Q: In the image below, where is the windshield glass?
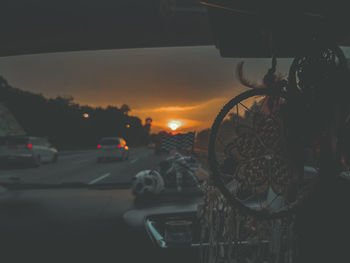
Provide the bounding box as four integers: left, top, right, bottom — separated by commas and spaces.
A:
0, 47, 349, 185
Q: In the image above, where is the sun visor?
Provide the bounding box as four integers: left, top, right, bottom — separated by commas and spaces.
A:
201, 0, 350, 58
0, 0, 213, 57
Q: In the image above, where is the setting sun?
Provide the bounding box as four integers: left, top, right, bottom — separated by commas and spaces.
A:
167, 120, 182, 131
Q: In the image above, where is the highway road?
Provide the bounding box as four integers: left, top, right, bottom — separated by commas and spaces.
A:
0, 147, 163, 185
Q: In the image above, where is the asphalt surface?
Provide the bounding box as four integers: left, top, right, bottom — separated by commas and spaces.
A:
0, 147, 163, 184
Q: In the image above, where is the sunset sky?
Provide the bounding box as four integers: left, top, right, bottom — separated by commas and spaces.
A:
0, 46, 348, 133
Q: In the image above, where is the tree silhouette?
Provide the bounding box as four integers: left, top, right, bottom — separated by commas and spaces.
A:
144, 117, 152, 132
120, 104, 131, 115
0, 76, 151, 150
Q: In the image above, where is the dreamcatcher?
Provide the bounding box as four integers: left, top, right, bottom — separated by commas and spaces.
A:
197, 43, 348, 263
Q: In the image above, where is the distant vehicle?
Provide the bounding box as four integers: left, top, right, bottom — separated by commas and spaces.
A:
97, 137, 129, 162
147, 142, 156, 149
0, 136, 58, 167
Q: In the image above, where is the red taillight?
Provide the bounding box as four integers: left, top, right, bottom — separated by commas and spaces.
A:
117, 144, 121, 148
97, 144, 101, 149
26, 144, 33, 149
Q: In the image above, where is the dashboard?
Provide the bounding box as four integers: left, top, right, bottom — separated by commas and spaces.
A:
0, 186, 201, 263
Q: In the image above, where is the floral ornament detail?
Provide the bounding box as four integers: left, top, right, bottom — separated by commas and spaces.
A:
198, 179, 275, 263
225, 111, 295, 196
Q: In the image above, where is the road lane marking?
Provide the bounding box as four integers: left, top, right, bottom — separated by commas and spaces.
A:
129, 158, 138, 164
88, 172, 111, 185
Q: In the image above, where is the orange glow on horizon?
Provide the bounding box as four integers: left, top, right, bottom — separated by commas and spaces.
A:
130, 98, 228, 133
167, 120, 182, 131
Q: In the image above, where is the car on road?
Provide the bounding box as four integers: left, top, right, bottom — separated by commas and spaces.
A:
97, 137, 129, 162
0, 136, 58, 167
147, 142, 156, 149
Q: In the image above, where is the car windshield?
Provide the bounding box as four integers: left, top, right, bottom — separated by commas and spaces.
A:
0, 45, 230, 185
0, 45, 349, 185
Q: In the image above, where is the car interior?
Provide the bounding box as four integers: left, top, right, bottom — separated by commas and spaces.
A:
1, 1, 350, 263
